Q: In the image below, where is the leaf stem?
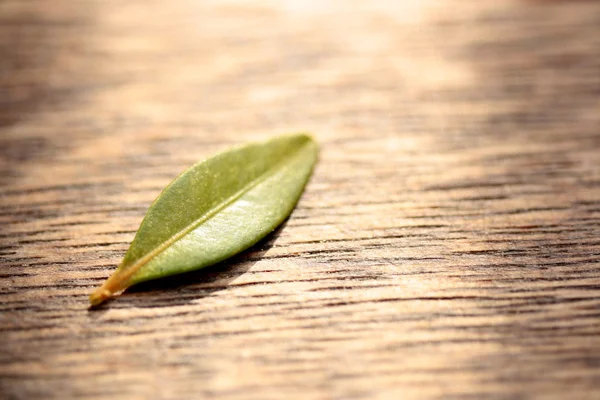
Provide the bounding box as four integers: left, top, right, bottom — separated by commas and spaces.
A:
89, 267, 129, 306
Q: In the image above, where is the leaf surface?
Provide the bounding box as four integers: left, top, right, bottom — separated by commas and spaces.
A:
90, 134, 318, 305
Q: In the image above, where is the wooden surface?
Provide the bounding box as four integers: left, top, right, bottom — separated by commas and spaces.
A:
1, 1, 600, 399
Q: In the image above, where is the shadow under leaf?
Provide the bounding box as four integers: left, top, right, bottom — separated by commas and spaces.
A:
88, 220, 288, 310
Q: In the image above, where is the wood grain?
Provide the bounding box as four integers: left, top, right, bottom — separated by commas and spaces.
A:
1, 1, 599, 399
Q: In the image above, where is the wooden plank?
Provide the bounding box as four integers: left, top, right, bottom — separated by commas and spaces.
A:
1, 1, 599, 399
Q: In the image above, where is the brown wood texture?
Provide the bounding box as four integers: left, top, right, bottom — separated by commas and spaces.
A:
1, 1, 599, 399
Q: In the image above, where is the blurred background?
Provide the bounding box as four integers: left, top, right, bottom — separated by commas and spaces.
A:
2, 0, 598, 174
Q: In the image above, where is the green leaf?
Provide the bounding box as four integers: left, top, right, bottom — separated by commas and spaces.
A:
90, 134, 318, 305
